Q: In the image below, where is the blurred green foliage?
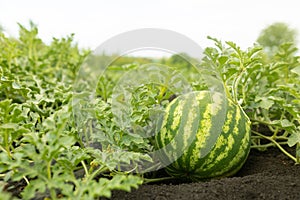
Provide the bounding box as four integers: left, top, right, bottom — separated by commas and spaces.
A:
257, 22, 298, 58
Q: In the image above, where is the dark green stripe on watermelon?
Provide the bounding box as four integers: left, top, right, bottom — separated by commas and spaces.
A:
156, 92, 201, 169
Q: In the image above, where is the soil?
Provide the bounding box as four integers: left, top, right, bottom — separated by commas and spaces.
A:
108, 148, 300, 200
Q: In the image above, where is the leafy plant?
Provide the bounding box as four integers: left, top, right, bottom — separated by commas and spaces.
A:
200, 37, 300, 163
1, 22, 299, 199
0, 23, 143, 199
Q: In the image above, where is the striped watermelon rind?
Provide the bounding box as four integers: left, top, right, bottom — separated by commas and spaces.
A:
155, 90, 251, 180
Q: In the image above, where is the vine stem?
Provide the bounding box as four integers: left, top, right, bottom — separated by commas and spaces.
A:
252, 130, 297, 163
47, 161, 52, 179
81, 161, 89, 176
297, 143, 300, 163
85, 166, 108, 182
222, 81, 233, 102
251, 141, 288, 149
4, 130, 12, 158
143, 176, 175, 184
232, 69, 244, 104
250, 118, 273, 126
23, 176, 30, 185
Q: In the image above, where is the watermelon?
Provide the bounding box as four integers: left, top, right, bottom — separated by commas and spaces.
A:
155, 90, 251, 180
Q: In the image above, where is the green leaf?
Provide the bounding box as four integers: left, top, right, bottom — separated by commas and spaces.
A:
288, 130, 300, 147
0, 123, 18, 130
280, 119, 294, 128
0, 186, 14, 200
255, 96, 274, 109
218, 56, 228, 66
21, 179, 47, 199
291, 66, 300, 76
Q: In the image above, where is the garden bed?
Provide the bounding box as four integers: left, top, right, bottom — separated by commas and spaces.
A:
109, 148, 300, 200
2, 24, 300, 200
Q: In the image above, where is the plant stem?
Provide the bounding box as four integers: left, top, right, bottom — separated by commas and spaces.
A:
143, 176, 175, 184
86, 166, 108, 182
23, 176, 30, 185
251, 141, 288, 149
252, 130, 297, 162
232, 69, 243, 104
297, 143, 300, 164
50, 188, 57, 200
47, 161, 52, 179
81, 160, 89, 176
222, 81, 233, 102
3, 129, 11, 158
250, 118, 273, 126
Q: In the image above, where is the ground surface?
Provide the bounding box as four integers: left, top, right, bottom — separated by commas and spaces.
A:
108, 148, 300, 200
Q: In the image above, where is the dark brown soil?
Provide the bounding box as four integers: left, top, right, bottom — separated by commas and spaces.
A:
109, 148, 300, 200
